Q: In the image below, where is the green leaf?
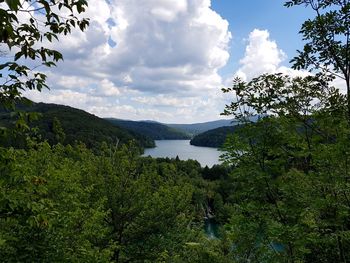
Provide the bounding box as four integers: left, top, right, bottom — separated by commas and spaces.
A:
0, 62, 10, 70
14, 52, 22, 61
6, 0, 21, 11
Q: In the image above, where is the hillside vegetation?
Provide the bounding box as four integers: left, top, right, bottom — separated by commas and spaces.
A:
0, 102, 155, 149
190, 126, 239, 148
106, 118, 191, 140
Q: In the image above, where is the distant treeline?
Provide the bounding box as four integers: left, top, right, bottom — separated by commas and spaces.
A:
106, 119, 191, 140
190, 126, 239, 148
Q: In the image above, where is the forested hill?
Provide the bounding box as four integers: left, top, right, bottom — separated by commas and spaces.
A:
0, 102, 155, 149
106, 118, 191, 140
190, 126, 239, 148
167, 119, 234, 136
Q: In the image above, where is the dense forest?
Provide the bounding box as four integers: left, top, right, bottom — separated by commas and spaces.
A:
0, 102, 155, 149
1, 0, 350, 262
0, 141, 232, 262
190, 126, 239, 148
106, 119, 190, 140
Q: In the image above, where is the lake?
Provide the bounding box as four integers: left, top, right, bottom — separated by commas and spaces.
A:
143, 140, 222, 167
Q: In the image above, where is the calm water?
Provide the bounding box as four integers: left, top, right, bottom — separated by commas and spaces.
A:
143, 140, 222, 167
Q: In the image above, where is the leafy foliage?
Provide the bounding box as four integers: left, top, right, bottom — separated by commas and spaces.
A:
219, 73, 350, 262
284, 0, 350, 119
0, 140, 219, 262
0, 142, 112, 262
0, 0, 89, 109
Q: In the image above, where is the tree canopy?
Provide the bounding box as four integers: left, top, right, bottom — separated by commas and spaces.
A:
285, 0, 350, 119
0, 0, 89, 109
215, 1, 350, 261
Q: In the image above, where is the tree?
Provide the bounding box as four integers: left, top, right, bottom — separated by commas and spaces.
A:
98, 143, 198, 262
285, 0, 350, 120
52, 117, 65, 144
217, 2, 350, 261
0, 0, 89, 109
221, 74, 350, 262
0, 142, 113, 262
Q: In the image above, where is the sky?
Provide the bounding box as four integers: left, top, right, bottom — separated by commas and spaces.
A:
22, 0, 316, 123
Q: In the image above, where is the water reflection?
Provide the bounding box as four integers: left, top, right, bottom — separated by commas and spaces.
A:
143, 140, 222, 167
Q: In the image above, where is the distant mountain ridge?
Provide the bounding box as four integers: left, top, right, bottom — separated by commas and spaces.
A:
105, 118, 255, 140
166, 115, 262, 136
166, 119, 235, 136
106, 118, 191, 140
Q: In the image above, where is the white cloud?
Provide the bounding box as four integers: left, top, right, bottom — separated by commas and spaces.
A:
56, 75, 91, 90
235, 29, 287, 81
232, 29, 310, 84
103, 0, 231, 94
23, 0, 232, 122
98, 79, 121, 97
212, 28, 315, 119
89, 104, 174, 121
331, 75, 347, 93
25, 90, 104, 109
21, 4, 346, 123
150, 0, 188, 22
41, 0, 231, 95
131, 95, 212, 108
